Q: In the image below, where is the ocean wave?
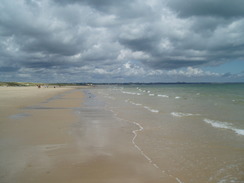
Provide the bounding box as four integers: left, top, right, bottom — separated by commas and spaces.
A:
233, 129, 244, 136
171, 112, 199, 117
144, 106, 159, 113
232, 99, 244, 104
130, 101, 142, 106
209, 162, 244, 183
149, 94, 155, 96
122, 91, 141, 95
137, 88, 143, 92
175, 96, 181, 99
157, 94, 169, 98
203, 118, 244, 136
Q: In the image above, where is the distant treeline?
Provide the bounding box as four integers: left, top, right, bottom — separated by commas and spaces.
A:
0, 82, 39, 86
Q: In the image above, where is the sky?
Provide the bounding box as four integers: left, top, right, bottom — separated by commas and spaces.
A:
0, 0, 244, 83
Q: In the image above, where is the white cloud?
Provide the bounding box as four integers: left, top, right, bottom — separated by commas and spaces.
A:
118, 49, 150, 61
93, 68, 110, 74
167, 67, 220, 77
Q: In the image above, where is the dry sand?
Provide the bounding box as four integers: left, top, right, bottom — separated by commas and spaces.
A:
0, 86, 170, 183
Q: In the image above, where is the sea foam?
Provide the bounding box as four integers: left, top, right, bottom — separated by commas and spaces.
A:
171, 112, 199, 117
203, 118, 244, 136
130, 101, 142, 106
157, 94, 169, 98
144, 106, 159, 113
122, 91, 141, 95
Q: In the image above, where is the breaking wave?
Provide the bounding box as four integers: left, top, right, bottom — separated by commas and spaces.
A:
171, 112, 199, 117
203, 118, 244, 136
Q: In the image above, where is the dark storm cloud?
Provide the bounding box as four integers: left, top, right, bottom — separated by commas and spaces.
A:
119, 37, 158, 52
146, 60, 207, 70
0, 0, 244, 82
52, 0, 150, 19
21, 35, 83, 56
0, 66, 19, 72
166, 0, 244, 18
54, 0, 128, 9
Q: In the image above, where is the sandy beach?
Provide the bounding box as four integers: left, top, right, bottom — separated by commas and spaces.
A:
0, 86, 167, 183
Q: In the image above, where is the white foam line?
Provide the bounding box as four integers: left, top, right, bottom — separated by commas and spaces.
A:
132, 122, 185, 183
107, 106, 185, 183
157, 94, 169, 98
203, 118, 244, 136
144, 106, 159, 113
153, 163, 159, 169
176, 177, 185, 183
171, 112, 200, 118
122, 91, 141, 95
166, 173, 185, 183
130, 101, 142, 106
132, 122, 152, 163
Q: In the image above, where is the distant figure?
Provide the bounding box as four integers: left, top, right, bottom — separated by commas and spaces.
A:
37, 85, 41, 88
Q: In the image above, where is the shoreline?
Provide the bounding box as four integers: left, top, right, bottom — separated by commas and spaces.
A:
0, 86, 168, 183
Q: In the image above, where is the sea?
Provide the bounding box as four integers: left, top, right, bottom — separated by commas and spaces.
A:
90, 83, 244, 183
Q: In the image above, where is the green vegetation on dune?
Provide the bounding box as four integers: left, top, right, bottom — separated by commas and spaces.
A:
0, 82, 41, 87
0, 82, 84, 87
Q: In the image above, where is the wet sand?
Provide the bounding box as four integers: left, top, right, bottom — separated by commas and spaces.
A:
0, 87, 169, 183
